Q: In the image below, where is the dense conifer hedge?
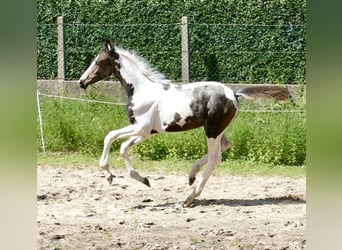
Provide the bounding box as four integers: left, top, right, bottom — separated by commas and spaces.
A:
37, 0, 306, 84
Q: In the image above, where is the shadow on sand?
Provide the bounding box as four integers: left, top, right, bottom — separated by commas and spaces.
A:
133, 194, 305, 209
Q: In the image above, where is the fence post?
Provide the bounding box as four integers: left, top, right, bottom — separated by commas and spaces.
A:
181, 16, 190, 83
57, 16, 65, 87
37, 89, 46, 155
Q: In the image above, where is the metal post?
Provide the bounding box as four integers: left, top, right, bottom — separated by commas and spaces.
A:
181, 16, 190, 83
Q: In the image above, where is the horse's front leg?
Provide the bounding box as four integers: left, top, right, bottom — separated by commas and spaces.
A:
188, 134, 231, 186
120, 135, 152, 187
99, 125, 141, 184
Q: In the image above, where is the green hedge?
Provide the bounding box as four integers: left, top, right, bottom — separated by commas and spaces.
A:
37, 0, 306, 84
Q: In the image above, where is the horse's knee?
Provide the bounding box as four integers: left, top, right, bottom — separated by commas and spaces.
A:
104, 131, 115, 146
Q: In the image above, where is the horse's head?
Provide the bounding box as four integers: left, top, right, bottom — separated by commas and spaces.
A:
79, 39, 119, 89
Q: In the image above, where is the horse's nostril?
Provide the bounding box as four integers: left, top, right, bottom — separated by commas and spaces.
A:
80, 81, 85, 89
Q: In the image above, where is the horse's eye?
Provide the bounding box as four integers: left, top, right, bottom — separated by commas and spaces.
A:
95, 60, 101, 66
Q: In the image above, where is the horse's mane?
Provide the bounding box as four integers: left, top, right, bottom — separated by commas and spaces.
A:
115, 47, 172, 85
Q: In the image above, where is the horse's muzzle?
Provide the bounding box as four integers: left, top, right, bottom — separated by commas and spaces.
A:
79, 80, 87, 89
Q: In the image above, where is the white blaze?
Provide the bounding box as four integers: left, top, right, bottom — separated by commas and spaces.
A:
79, 55, 99, 82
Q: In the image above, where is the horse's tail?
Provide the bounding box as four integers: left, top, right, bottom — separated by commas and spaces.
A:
235, 85, 290, 101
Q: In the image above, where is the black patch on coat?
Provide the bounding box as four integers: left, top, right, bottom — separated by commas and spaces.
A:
191, 85, 237, 138
165, 113, 183, 132
174, 113, 181, 122
164, 109, 202, 132
115, 69, 136, 124
165, 114, 202, 132
125, 83, 136, 124
162, 84, 170, 90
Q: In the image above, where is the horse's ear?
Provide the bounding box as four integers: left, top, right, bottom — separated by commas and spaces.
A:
102, 39, 113, 52
102, 39, 119, 59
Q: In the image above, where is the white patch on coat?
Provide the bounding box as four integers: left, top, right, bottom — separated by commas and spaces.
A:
223, 85, 238, 107
158, 87, 193, 129
182, 81, 238, 108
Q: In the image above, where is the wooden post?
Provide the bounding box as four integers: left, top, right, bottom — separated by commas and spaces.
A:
181, 16, 190, 83
57, 16, 65, 84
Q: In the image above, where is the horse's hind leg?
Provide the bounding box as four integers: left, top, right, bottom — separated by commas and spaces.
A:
184, 134, 223, 207
120, 135, 153, 187
188, 134, 231, 186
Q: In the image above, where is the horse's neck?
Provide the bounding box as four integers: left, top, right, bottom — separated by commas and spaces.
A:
117, 57, 161, 97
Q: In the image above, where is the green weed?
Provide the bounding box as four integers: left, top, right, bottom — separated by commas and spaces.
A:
37, 96, 306, 166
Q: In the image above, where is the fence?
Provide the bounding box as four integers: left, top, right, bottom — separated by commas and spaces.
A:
37, 16, 306, 85
37, 16, 306, 160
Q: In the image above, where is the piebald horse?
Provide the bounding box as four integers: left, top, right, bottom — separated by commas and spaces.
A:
79, 40, 289, 207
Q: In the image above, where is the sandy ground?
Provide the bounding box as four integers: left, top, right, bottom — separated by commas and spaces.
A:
37, 165, 306, 250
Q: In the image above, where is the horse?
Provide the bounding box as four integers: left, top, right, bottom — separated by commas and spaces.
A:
79, 39, 289, 207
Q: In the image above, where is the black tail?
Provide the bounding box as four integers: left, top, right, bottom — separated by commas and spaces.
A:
236, 85, 289, 101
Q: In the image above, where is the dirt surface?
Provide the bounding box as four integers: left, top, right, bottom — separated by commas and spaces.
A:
37, 165, 306, 250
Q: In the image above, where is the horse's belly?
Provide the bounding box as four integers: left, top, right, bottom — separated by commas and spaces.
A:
163, 114, 202, 132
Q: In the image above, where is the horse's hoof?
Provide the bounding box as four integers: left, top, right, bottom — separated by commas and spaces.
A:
183, 196, 195, 208
143, 177, 151, 187
107, 174, 114, 185
183, 200, 194, 208
189, 176, 195, 186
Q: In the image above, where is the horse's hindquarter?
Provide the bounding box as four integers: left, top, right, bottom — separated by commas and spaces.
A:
191, 83, 238, 138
